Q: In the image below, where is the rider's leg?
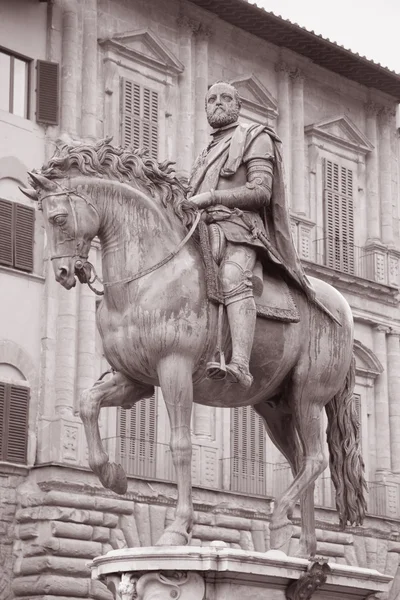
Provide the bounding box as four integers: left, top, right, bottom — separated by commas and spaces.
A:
220, 243, 257, 388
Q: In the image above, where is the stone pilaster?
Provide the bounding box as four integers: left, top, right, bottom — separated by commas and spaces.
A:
388, 330, 400, 473
177, 15, 198, 180
275, 62, 291, 202
81, 0, 98, 141
379, 107, 395, 245
290, 68, 306, 215
373, 325, 391, 473
365, 101, 381, 243
60, 0, 79, 136
194, 25, 211, 156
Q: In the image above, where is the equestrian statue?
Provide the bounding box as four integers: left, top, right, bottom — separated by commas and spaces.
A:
21, 81, 366, 559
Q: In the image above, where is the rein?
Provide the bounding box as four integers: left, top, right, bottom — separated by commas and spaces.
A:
43, 186, 201, 296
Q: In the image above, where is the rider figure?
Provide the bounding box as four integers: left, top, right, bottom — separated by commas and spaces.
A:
189, 81, 314, 389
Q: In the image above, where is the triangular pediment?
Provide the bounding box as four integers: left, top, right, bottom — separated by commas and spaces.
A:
230, 74, 278, 120
99, 29, 184, 76
305, 115, 373, 154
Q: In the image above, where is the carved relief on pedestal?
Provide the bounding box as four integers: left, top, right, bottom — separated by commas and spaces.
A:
62, 424, 79, 462
108, 571, 205, 600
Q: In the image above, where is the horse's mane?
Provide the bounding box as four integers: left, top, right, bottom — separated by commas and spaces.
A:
39, 138, 196, 225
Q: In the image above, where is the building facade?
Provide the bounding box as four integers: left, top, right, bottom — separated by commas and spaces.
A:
2, 0, 400, 598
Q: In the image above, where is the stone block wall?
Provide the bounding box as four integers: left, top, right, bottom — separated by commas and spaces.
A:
0, 471, 27, 600
5, 468, 400, 600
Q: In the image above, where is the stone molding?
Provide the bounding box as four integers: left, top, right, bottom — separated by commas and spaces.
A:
353, 339, 384, 378
305, 115, 374, 156
229, 73, 278, 122
302, 260, 400, 306
99, 29, 184, 76
177, 14, 201, 34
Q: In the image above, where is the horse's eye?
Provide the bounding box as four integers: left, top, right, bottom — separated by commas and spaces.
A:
53, 214, 67, 226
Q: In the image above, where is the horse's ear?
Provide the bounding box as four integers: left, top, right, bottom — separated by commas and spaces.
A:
28, 172, 57, 192
19, 186, 39, 201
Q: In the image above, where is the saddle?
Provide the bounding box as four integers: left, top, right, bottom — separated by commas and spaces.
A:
198, 220, 300, 324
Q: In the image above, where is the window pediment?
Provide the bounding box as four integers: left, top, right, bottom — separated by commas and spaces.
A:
305, 115, 373, 155
99, 29, 184, 76
230, 74, 278, 121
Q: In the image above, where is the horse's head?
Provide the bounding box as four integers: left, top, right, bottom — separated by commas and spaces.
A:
21, 172, 100, 290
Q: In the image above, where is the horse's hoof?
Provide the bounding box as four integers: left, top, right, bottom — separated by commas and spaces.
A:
269, 519, 293, 554
156, 528, 191, 547
99, 462, 127, 495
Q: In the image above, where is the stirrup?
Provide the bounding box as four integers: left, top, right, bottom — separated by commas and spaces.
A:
206, 351, 227, 381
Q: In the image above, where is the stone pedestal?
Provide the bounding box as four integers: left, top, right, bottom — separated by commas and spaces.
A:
91, 546, 391, 600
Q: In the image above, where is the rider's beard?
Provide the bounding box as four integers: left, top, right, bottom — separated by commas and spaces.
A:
207, 104, 240, 129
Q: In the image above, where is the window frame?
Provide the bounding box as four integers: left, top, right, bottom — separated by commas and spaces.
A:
0, 46, 31, 119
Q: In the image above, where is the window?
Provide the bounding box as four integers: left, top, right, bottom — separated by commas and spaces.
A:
323, 158, 355, 274
117, 395, 157, 478
0, 48, 29, 118
0, 382, 29, 464
0, 199, 35, 272
230, 406, 266, 495
120, 78, 159, 159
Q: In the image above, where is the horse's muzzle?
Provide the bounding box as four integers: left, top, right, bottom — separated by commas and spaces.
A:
55, 265, 77, 289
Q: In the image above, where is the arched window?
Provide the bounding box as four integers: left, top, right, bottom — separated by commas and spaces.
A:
0, 364, 30, 465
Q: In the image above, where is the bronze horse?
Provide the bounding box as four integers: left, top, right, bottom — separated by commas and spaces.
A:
22, 139, 366, 557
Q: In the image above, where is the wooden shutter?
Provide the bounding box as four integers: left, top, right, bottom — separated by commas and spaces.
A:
14, 203, 34, 271
117, 394, 157, 477
231, 406, 266, 495
0, 383, 29, 464
121, 78, 159, 159
0, 383, 5, 460
36, 60, 59, 125
0, 199, 14, 267
324, 159, 354, 274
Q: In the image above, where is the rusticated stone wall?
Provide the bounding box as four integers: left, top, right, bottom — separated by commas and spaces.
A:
0, 472, 27, 600
7, 467, 400, 600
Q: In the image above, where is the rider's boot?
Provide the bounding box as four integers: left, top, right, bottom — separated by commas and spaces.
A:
225, 297, 256, 389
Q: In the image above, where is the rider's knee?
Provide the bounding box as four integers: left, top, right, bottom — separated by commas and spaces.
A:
220, 260, 253, 304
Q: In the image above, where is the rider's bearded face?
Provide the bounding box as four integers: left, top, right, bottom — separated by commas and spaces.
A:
206, 83, 240, 129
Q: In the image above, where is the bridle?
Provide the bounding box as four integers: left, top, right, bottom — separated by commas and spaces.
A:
41, 185, 200, 297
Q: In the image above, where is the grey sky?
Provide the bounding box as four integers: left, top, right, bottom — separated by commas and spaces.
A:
254, 0, 400, 74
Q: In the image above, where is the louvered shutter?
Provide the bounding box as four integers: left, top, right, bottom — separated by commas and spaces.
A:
0, 383, 29, 464
121, 78, 159, 159
231, 406, 266, 495
6, 385, 29, 463
0, 383, 5, 460
117, 394, 157, 477
14, 204, 34, 271
36, 60, 59, 125
0, 199, 14, 267
324, 159, 354, 274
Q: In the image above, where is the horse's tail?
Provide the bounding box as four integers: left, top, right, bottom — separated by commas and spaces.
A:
325, 354, 367, 528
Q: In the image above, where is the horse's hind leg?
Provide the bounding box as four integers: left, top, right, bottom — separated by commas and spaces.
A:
80, 371, 154, 495
269, 385, 327, 557
254, 400, 301, 553
156, 354, 194, 546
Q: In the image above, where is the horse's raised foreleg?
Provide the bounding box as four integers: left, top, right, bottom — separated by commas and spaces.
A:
156, 355, 194, 546
80, 371, 154, 495
270, 394, 327, 557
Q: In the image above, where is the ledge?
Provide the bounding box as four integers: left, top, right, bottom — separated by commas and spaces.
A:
0, 264, 45, 283
91, 546, 392, 598
0, 461, 29, 476
303, 260, 400, 306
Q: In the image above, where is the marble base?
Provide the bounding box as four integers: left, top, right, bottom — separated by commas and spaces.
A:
90, 545, 391, 600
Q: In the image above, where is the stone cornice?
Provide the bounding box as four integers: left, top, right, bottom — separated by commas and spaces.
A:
302, 260, 400, 306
